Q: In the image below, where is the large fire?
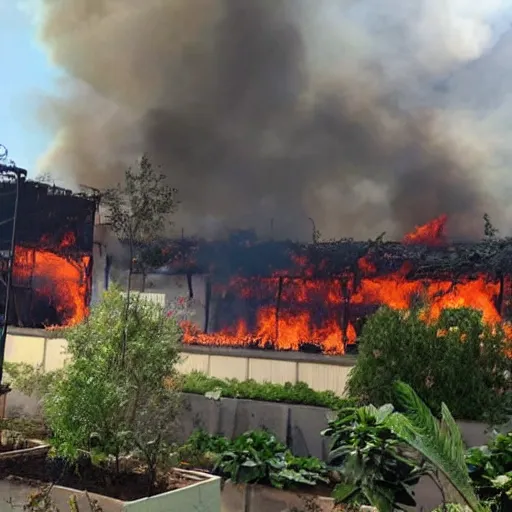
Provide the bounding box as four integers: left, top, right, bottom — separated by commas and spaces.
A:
182, 215, 506, 354
12, 233, 90, 327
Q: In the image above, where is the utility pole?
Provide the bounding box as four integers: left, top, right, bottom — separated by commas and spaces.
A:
0, 146, 26, 393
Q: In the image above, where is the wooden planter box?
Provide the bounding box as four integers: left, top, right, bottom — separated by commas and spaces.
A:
0, 468, 220, 512
220, 481, 377, 512
0, 437, 50, 460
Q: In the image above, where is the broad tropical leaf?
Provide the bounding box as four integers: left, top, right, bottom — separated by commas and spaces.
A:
386, 381, 483, 512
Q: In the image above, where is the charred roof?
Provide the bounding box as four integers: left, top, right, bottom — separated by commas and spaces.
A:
121, 235, 512, 280
0, 178, 97, 253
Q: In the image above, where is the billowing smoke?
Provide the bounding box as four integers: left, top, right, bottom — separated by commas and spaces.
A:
33, 0, 512, 240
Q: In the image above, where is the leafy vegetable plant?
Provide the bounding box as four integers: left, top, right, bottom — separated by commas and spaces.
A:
322, 403, 425, 511
178, 429, 231, 470
466, 431, 512, 510
183, 371, 357, 410
182, 429, 329, 490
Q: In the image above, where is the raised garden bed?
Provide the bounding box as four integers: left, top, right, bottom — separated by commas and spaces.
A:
0, 445, 220, 512
179, 393, 493, 459
221, 480, 339, 512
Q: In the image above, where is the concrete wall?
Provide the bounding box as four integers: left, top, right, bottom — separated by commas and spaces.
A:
178, 347, 355, 395
179, 394, 492, 459
180, 393, 492, 512
4, 328, 356, 397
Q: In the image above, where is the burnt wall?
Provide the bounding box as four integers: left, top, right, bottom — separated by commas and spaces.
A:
0, 181, 96, 252
0, 180, 96, 328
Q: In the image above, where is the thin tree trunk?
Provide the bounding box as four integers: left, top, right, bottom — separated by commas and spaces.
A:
121, 239, 133, 365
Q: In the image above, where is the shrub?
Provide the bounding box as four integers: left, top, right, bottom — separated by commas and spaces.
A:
182, 371, 356, 410
4, 362, 63, 401
346, 307, 512, 421
0, 418, 49, 440
43, 287, 183, 485
322, 403, 425, 509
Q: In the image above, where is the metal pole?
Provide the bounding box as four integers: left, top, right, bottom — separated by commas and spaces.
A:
0, 171, 20, 384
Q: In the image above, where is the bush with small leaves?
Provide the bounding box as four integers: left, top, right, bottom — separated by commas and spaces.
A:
346, 307, 512, 421
44, 286, 183, 486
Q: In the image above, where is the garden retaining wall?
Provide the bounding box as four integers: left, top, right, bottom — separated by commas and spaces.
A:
180, 393, 494, 512
0, 390, 495, 512
4, 328, 356, 396
179, 393, 492, 459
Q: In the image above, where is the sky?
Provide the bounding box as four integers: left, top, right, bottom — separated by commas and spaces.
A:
1, 1, 512, 179
0, 1, 60, 175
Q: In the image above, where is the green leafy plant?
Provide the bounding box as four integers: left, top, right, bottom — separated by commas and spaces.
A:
277, 452, 331, 489
4, 362, 63, 400
186, 429, 329, 489
182, 371, 357, 410
0, 417, 49, 440
387, 381, 483, 512
322, 403, 425, 511
214, 430, 286, 484
182, 429, 231, 455
177, 430, 229, 471
466, 431, 512, 510
347, 307, 512, 421
129, 387, 182, 490
43, 287, 183, 488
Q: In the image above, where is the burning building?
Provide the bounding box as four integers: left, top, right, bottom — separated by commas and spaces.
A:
0, 171, 96, 329
98, 215, 512, 356
1, 168, 508, 351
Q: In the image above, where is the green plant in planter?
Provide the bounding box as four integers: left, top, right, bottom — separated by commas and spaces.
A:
182, 429, 231, 455
0, 417, 49, 440
346, 307, 512, 422
43, 287, 183, 487
322, 403, 425, 511
213, 430, 329, 489
466, 431, 512, 510
177, 430, 230, 470
182, 371, 357, 410
278, 452, 330, 489
388, 382, 483, 512
177, 429, 231, 471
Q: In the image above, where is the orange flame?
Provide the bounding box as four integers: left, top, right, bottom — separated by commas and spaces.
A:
403, 214, 447, 245
13, 233, 90, 327
182, 216, 508, 355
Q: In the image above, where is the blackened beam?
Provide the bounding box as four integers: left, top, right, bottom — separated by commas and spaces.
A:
275, 277, 284, 342
186, 272, 194, 299
203, 276, 212, 334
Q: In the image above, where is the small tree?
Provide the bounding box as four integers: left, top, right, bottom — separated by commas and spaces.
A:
102, 154, 179, 360
44, 286, 183, 486
483, 213, 499, 239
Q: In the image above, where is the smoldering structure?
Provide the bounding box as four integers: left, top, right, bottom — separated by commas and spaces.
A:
0, 169, 96, 328
34, 0, 510, 241
101, 216, 512, 355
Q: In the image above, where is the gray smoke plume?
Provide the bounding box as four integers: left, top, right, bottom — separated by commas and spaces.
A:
33, 0, 512, 240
